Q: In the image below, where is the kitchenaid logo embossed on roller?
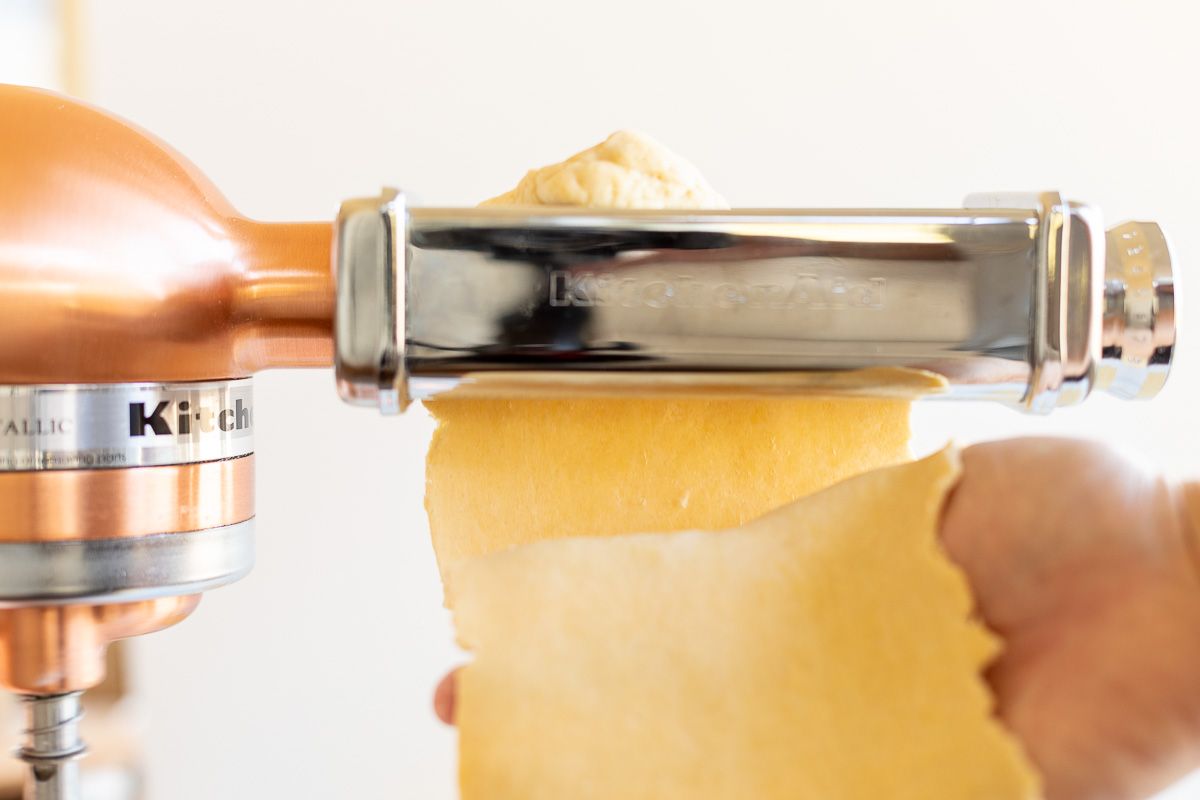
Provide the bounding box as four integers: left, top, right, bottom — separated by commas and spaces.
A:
129, 398, 253, 437
548, 271, 886, 310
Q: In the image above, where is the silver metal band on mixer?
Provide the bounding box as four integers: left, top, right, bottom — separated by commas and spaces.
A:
333, 190, 1176, 415
0, 379, 254, 471
0, 521, 256, 607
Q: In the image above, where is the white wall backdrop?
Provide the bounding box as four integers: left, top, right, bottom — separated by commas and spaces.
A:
60, 1, 1200, 797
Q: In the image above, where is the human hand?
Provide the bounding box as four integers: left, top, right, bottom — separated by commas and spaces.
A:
940, 438, 1200, 800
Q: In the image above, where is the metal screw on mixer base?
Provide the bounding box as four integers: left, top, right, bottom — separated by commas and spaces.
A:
17, 693, 86, 800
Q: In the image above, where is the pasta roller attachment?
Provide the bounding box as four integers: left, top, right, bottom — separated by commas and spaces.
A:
334, 190, 1175, 413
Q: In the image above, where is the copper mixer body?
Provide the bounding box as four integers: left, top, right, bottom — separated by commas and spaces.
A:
0, 458, 255, 544
0, 457, 254, 694
0, 85, 334, 786
0, 598, 200, 696
0, 85, 335, 386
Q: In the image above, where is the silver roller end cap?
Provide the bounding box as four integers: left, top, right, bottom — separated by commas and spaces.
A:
334, 189, 408, 414
1098, 221, 1176, 400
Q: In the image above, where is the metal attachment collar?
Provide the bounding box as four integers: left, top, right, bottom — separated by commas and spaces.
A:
334, 188, 407, 414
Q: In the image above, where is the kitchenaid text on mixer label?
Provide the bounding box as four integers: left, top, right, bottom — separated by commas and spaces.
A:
129, 398, 253, 437
0, 380, 254, 471
547, 271, 886, 310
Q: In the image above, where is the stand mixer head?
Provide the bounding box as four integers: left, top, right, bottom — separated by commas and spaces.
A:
0, 83, 1177, 798
0, 85, 332, 798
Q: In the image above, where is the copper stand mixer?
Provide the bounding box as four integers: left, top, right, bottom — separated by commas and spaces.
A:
0, 84, 1175, 799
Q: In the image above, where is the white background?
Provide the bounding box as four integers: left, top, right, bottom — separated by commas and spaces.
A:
7, 0, 1200, 797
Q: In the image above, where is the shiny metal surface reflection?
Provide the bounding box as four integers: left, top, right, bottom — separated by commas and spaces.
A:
337, 191, 1176, 413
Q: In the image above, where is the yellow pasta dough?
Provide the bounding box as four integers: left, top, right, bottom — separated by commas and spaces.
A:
480, 130, 728, 210
447, 449, 1040, 800
426, 394, 915, 572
